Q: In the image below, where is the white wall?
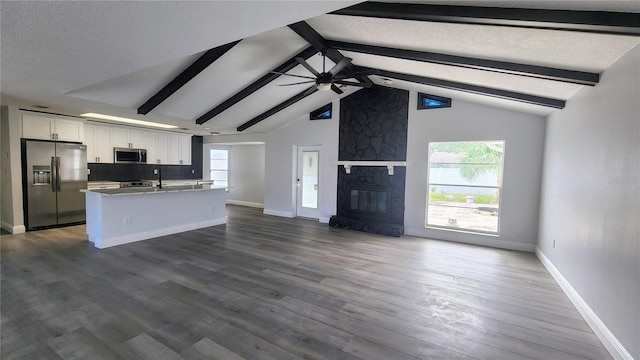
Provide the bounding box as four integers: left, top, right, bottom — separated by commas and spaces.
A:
0, 105, 25, 233
405, 93, 546, 252
538, 44, 639, 359
264, 100, 339, 221
227, 144, 265, 208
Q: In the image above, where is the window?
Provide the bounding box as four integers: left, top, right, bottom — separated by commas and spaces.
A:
209, 148, 228, 187
418, 93, 451, 110
310, 103, 332, 120
426, 141, 504, 234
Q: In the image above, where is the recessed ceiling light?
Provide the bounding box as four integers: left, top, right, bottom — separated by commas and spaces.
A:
81, 113, 178, 129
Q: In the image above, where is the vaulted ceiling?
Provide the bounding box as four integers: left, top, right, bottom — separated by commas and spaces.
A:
2, 1, 639, 136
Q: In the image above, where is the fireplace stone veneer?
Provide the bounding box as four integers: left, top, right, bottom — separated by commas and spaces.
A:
330, 86, 409, 237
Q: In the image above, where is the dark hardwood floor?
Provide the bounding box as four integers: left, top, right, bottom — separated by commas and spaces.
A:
1, 205, 611, 359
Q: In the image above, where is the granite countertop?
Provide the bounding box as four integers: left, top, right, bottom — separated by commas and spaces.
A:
81, 184, 226, 196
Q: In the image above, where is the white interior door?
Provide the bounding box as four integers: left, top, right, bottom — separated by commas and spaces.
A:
296, 146, 320, 219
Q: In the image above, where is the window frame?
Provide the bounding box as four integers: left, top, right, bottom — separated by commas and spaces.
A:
417, 93, 452, 110
310, 103, 332, 120
209, 147, 229, 188
425, 140, 505, 235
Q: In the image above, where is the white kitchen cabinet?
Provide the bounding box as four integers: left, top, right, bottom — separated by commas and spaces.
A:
178, 134, 192, 165
166, 134, 191, 165
111, 127, 146, 149
144, 131, 159, 165
84, 124, 113, 163
156, 133, 169, 164
129, 129, 146, 149
167, 134, 181, 165
22, 113, 84, 142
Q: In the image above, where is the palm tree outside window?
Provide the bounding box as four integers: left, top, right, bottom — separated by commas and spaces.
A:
426, 141, 505, 234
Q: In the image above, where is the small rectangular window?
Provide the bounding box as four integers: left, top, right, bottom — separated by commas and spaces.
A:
310, 103, 332, 120
210, 148, 228, 187
418, 93, 451, 110
426, 141, 504, 234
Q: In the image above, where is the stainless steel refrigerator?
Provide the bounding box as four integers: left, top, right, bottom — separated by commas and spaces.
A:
22, 139, 88, 230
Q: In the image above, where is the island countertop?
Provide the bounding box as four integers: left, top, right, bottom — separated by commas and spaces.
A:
81, 184, 226, 196
83, 184, 227, 249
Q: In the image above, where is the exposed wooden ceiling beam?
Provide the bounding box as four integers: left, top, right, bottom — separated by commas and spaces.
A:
327, 40, 600, 86
138, 40, 241, 115
331, 3, 640, 36
237, 87, 317, 132
195, 46, 317, 125
232, 21, 374, 132
288, 21, 371, 84
373, 68, 566, 109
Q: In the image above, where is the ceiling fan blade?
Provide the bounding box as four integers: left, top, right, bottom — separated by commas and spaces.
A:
329, 57, 352, 76
296, 57, 320, 77
277, 80, 315, 86
334, 69, 381, 80
331, 84, 344, 95
270, 71, 316, 80
333, 80, 373, 88
303, 85, 318, 96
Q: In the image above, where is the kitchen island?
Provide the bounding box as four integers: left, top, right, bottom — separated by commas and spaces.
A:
82, 185, 226, 249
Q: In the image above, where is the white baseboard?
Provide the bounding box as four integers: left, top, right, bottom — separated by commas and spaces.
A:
226, 200, 264, 209
263, 209, 294, 218
405, 227, 535, 252
94, 217, 226, 249
536, 248, 632, 360
319, 216, 330, 224
1, 221, 25, 234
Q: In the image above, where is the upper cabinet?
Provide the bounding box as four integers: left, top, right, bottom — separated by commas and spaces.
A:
167, 134, 192, 165
22, 113, 84, 142
103, 125, 190, 165
111, 127, 146, 149
84, 124, 113, 163
144, 131, 160, 165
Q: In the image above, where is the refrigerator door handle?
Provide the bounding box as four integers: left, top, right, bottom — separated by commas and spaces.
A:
56, 156, 61, 192
50, 156, 56, 192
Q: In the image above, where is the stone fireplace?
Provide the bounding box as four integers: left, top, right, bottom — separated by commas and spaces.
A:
329, 86, 409, 237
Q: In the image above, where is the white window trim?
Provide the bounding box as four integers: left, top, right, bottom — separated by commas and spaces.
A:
425, 140, 505, 236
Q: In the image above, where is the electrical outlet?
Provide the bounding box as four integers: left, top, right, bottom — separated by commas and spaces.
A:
153, 169, 158, 175
123, 216, 131, 225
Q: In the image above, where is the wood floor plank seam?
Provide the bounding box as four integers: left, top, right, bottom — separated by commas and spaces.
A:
0, 205, 612, 360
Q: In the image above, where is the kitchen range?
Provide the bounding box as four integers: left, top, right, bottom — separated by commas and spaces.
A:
115, 180, 154, 188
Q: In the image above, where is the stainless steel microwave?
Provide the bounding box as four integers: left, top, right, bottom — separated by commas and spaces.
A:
114, 147, 147, 164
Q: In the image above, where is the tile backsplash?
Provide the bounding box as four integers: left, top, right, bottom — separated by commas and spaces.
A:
88, 135, 203, 181
88, 163, 201, 181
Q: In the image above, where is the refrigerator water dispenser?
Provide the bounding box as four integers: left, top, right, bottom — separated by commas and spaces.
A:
32, 165, 51, 185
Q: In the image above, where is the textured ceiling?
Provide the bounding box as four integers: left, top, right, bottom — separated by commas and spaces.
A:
308, 14, 640, 72
1, 1, 638, 136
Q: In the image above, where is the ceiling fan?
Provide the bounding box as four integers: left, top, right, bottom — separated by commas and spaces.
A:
272, 50, 376, 95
